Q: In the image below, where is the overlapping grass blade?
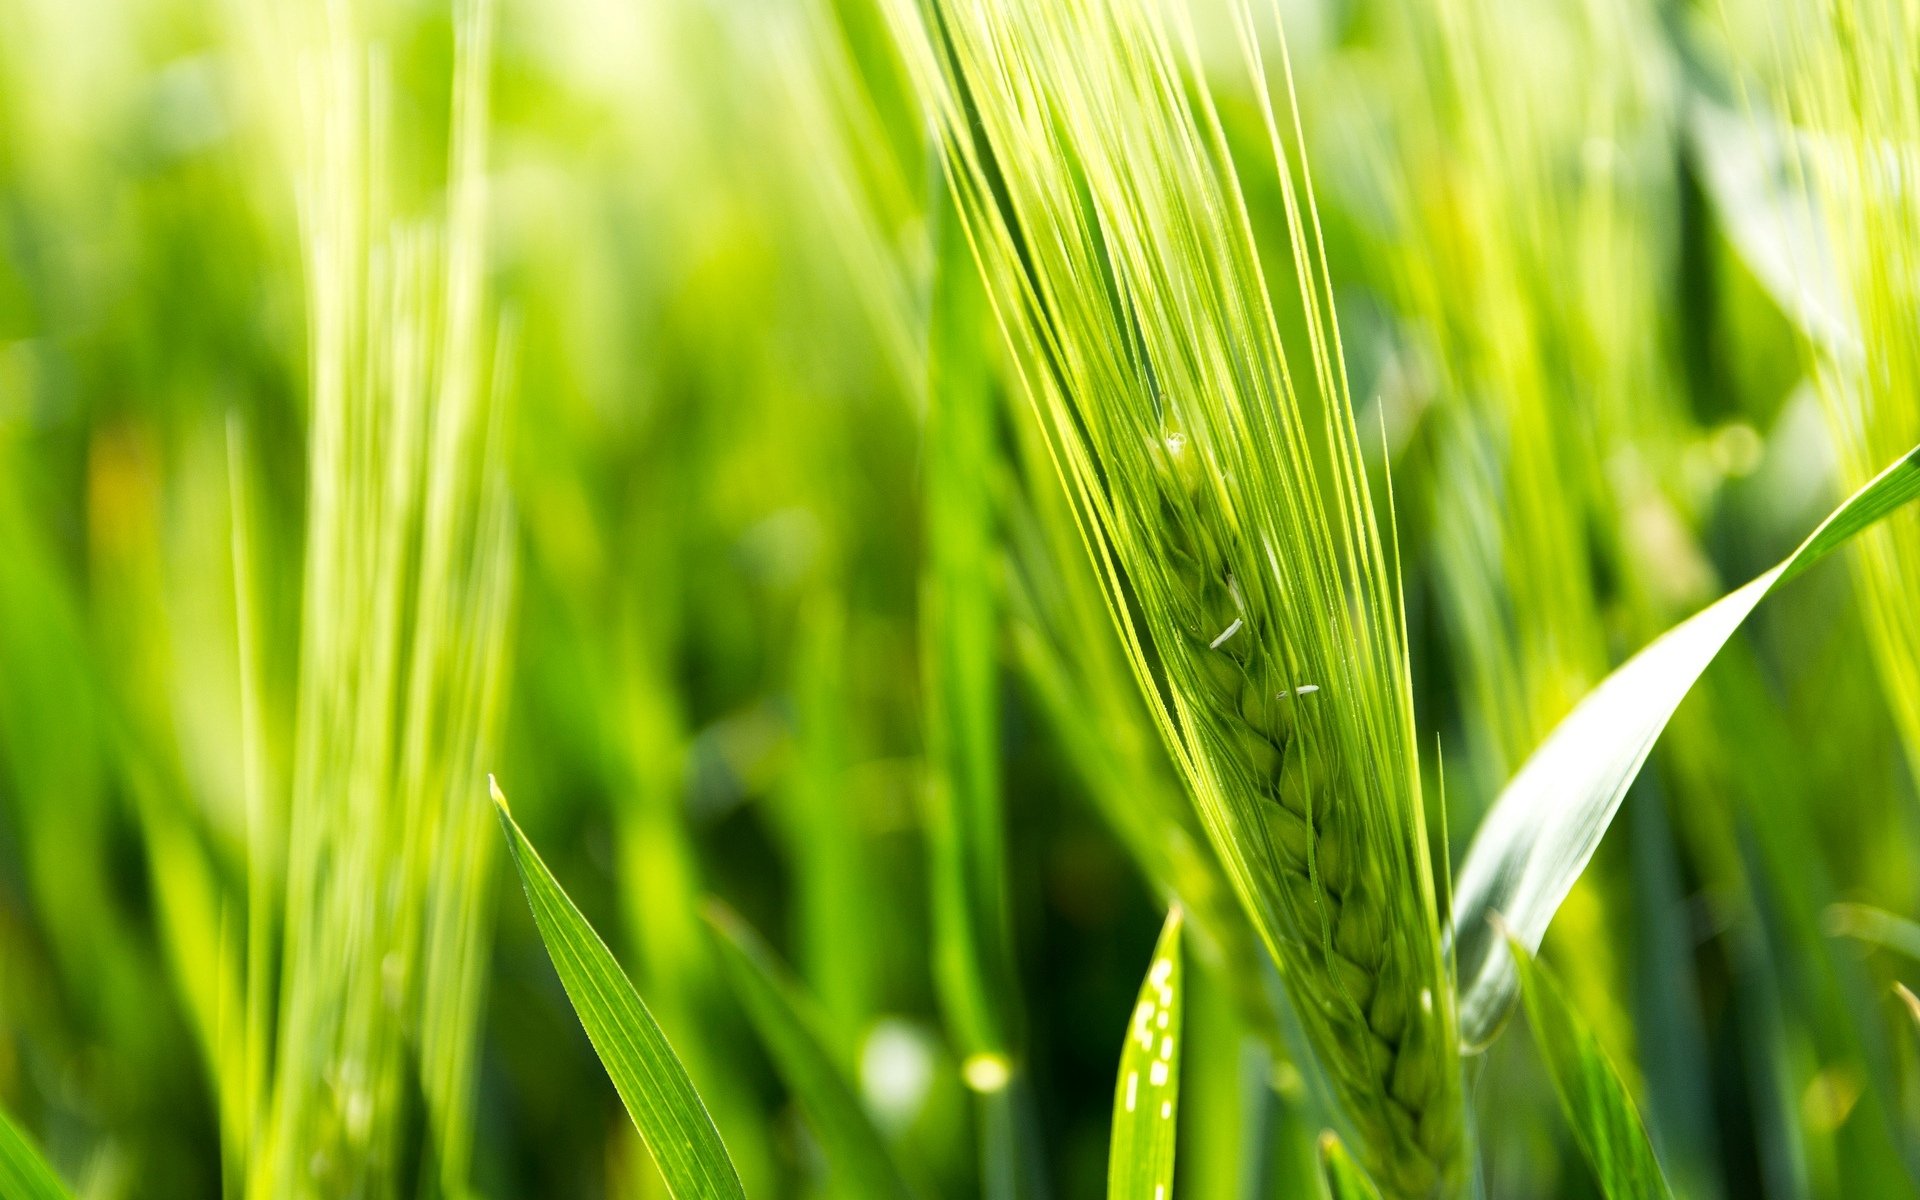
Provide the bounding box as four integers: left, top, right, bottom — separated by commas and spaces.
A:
492, 780, 747, 1200
1772, 0, 1920, 792
1362, 0, 1684, 796
1317, 1132, 1384, 1200
1107, 908, 1183, 1200
0, 1109, 72, 1200
704, 903, 922, 1200
921, 180, 1018, 1074
1507, 936, 1673, 1200
921, 177, 1047, 1200
1454, 443, 1920, 1047
1700, 1, 1920, 795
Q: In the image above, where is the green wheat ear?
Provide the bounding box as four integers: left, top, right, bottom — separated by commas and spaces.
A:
882, 0, 1461, 1190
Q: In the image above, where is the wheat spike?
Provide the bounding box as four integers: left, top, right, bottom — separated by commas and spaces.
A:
882, 0, 1463, 1189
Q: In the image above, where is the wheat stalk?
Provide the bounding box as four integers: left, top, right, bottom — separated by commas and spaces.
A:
882, 0, 1463, 1190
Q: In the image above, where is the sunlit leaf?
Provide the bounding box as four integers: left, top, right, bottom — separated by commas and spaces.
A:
1509, 936, 1674, 1200
492, 779, 746, 1200
1108, 907, 1182, 1200
1454, 443, 1920, 1047
704, 903, 922, 1200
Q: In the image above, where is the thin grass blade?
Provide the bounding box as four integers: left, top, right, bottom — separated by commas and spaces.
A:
491, 779, 746, 1200
0, 1109, 72, 1200
1508, 935, 1674, 1200
703, 903, 922, 1200
1453, 444, 1920, 1047
1108, 907, 1183, 1200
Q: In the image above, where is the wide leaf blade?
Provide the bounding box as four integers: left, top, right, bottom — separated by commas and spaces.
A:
492, 779, 746, 1200
0, 1108, 73, 1200
703, 903, 922, 1200
1108, 907, 1183, 1200
1453, 444, 1920, 1047
1509, 937, 1674, 1200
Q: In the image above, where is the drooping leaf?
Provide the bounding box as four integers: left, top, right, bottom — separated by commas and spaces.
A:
492, 779, 746, 1200
0, 1108, 73, 1200
703, 903, 922, 1200
1453, 443, 1920, 1047
1317, 1131, 1384, 1200
1107, 907, 1183, 1200
1508, 936, 1674, 1200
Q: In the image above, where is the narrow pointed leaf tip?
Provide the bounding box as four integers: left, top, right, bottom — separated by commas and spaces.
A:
1108, 907, 1183, 1200
704, 903, 921, 1200
0, 1108, 74, 1200
1453, 445, 1920, 1048
493, 784, 746, 1199
1896, 983, 1920, 1035
1318, 1132, 1384, 1200
1507, 936, 1674, 1200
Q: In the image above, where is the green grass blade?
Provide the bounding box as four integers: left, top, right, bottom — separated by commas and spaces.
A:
1454, 443, 1920, 1047
1316, 1132, 1383, 1200
1507, 936, 1674, 1200
921, 169, 1018, 1070
491, 779, 746, 1200
703, 903, 922, 1200
0, 1108, 73, 1200
1108, 907, 1183, 1200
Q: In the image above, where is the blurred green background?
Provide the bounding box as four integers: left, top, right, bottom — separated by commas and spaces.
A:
1, 0, 1918, 1195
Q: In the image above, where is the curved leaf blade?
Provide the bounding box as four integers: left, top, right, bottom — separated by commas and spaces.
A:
1317, 1131, 1384, 1200
492, 779, 746, 1200
1454, 444, 1920, 1047
1509, 936, 1674, 1200
1108, 907, 1182, 1200
703, 903, 922, 1200
0, 1108, 73, 1200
